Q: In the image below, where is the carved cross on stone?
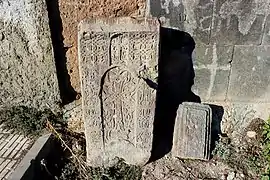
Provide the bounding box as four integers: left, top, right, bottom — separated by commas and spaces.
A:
78, 17, 160, 167
172, 102, 212, 160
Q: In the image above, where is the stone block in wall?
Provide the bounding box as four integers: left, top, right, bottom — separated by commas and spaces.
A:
192, 45, 233, 101
149, 0, 214, 45
78, 17, 159, 167
210, 0, 269, 45
228, 46, 270, 102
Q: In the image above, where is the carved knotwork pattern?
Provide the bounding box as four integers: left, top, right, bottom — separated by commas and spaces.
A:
80, 27, 159, 164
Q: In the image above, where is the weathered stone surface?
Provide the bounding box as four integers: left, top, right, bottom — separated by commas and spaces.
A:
63, 100, 84, 133
78, 17, 159, 167
192, 45, 232, 101
192, 69, 211, 98
262, 14, 270, 44
150, 0, 213, 44
172, 102, 212, 160
211, 70, 230, 100
211, 0, 270, 45
228, 46, 270, 102
0, 0, 60, 111
193, 45, 233, 66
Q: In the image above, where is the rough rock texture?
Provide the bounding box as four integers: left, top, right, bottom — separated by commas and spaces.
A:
149, 0, 214, 45
58, 0, 146, 93
63, 100, 84, 133
0, 0, 60, 111
142, 155, 240, 180
210, 0, 269, 45
172, 102, 212, 160
78, 17, 159, 167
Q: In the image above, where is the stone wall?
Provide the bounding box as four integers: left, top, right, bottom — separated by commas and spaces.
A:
149, 0, 270, 102
148, 0, 270, 136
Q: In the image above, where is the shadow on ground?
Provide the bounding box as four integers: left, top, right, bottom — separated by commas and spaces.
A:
46, 0, 78, 105
208, 104, 224, 156
149, 27, 224, 162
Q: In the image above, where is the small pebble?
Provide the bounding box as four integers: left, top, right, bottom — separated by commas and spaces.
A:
227, 172, 235, 180
220, 175, 226, 180
246, 131, 256, 138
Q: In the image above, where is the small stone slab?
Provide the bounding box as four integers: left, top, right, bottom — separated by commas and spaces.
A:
78, 17, 160, 167
9, 133, 52, 180
172, 102, 212, 160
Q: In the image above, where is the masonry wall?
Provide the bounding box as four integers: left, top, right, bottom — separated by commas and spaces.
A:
148, 0, 270, 134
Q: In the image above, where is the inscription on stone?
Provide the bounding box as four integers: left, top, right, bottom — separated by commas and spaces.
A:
78, 17, 160, 167
172, 102, 212, 160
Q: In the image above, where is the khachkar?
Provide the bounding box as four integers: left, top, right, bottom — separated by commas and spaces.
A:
78, 17, 160, 167
172, 102, 212, 160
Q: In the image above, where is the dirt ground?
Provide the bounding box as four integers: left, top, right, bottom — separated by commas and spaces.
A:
141, 118, 266, 180
58, 0, 146, 93
57, 117, 265, 180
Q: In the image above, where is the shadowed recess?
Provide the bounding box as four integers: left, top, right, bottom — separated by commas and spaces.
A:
149, 28, 201, 162
46, 0, 78, 105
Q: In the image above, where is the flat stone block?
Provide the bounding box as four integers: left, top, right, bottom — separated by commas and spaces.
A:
210, 0, 269, 45
0, 0, 60, 111
211, 70, 230, 101
192, 69, 211, 98
193, 45, 233, 66
193, 69, 230, 101
228, 46, 270, 102
192, 45, 232, 101
78, 17, 160, 167
172, 102, 212, 160
150, 0, 214, 44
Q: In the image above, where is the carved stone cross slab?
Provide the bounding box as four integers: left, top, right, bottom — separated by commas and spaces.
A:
78, 17, 160, 167
172, 102, 212, 160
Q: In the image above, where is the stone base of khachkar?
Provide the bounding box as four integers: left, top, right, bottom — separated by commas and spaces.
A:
172, 102, 212, 160
78, 17, 160, 167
